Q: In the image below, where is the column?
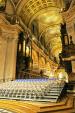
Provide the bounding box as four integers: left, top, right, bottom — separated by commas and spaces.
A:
0, 37, 7, 82
0, 15, 21, 82
4, 33, 18, 82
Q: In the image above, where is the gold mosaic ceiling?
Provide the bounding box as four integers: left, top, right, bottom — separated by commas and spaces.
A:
12, 0, 64, 59
17, 0, 63, 26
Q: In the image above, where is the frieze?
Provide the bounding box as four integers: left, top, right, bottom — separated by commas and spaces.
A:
0, 30, 18, 39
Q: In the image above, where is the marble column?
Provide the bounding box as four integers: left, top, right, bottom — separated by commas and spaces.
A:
10, 38, 18, 80
4, 33, 19, 82
0, 15, 22, 82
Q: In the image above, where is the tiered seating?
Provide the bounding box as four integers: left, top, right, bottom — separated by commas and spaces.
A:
0, 79, 65, 102
0, 96, 74, 113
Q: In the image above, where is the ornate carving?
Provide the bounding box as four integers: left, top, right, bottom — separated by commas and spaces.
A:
63, 5, 75, 23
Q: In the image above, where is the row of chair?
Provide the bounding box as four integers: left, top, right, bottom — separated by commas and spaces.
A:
0, 79, 65, 102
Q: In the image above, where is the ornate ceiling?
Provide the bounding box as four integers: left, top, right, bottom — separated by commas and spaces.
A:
16, 0, 62, 26
6, 0, 66, 62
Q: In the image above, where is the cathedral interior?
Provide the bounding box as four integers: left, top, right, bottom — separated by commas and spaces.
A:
0, 0, 75, 113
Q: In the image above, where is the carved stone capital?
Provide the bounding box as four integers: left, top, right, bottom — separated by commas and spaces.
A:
0, 24, 21, 42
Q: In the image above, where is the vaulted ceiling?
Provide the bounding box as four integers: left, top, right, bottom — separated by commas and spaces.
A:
5, 0, 72, 62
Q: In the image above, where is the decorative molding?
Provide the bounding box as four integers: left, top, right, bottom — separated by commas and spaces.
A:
63, 5, 75, 23
32, 41, 58, 68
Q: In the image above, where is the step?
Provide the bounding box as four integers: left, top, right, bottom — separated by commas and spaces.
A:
50, 97, 75, 113
49, 86, 64, 89
0, 100, 36, 113
0, 96, 58, 102
38, 96, 73, 113
48, 89, 62, 92
43, 95, 59, 99
67, 89, 75, 93
48, 90, 61, 93
44, 92, 60, 96
0, 97, 67, 113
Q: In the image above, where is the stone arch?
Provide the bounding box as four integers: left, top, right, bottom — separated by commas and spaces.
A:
32, 49, 38, 69
39, 57, 45, 70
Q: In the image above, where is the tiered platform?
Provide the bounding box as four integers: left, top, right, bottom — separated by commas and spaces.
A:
0, 79, 75, 113
0, 79, 65, 102
0, 95, 74, 113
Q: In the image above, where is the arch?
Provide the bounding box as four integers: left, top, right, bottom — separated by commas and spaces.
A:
6, 0, 16, 13
39, 57, 45, 70
32, 49, 38, 69
16, 0, 27, 14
